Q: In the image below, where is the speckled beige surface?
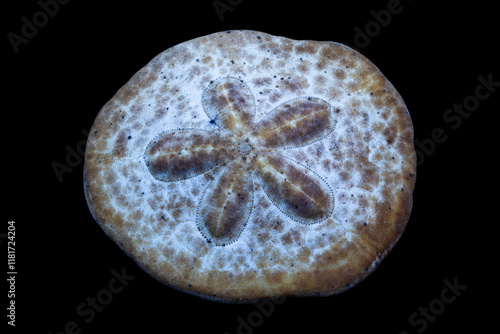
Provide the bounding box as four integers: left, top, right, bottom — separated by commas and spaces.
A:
84, 30, 416, 302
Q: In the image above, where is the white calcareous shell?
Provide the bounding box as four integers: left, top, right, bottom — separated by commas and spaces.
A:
84, 30, 416, 303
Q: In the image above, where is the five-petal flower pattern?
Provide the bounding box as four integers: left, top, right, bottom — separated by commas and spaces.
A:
145, 77, 337, 246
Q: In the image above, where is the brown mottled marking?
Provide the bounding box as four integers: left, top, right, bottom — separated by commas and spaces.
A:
281, 229, 301, 246
334, 69, 346, 80
282, 77, 307, 93
144, 129, 231, 182
252, 77, 272, 87
383, 127, 396, 144
202, 56, 212, 64
314, 74, 326, 85
319, 44, 341, 61
297, 63, 309, 73
112, 130, 130, 157
294, 42, 318, 55
254, 97, 335, 148
297, 246, 311, 263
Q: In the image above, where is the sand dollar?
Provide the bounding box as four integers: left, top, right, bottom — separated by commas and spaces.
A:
84, 30, 416, 302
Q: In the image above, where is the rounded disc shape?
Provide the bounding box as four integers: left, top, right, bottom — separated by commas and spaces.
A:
84, 30, 416, 303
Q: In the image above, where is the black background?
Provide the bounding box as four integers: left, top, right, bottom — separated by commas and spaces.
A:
4, 0, 498, 333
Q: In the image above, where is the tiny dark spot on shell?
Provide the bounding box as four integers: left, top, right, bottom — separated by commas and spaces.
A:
128, 136, 132, 139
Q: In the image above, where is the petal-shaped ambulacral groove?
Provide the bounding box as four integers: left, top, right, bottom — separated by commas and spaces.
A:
254, 152, 334, 224
202, 77, 255, 136
144, 129, 231, 182
254, 97, 336, 149
197, 160, 254, 246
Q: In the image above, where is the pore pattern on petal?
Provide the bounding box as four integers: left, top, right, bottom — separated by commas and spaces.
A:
202, 77, 255, 137
196, 160, 254, 246
253, 97, 336, 149
144, 129, 232, 182
253, 151, 334, 225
